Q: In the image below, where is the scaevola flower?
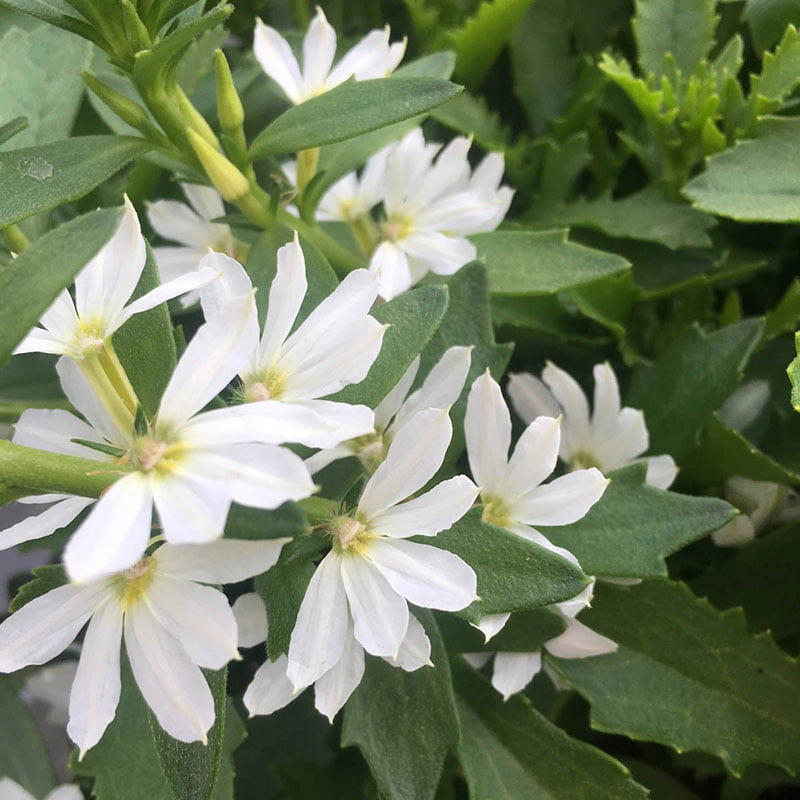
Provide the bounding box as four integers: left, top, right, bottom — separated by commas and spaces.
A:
254, 7, 405, 105
0, 778, 82, 800
508, 362, 678, 489
282, 408, 479, 718
0, 540, 287, 756
305, 345, 472, 475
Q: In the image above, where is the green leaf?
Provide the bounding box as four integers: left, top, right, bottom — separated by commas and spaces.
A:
0, 0, 99, 42
248, 78, 462, 160
224, 502, 309, 541
8, 564, 67, 612
750, 24, 800, 105
0, 207, 122, 368
789, 331, 800, 412
0, 674, 57, 797
685, 117, 800, 222
551, 579, 800, 776
628, 319, 764, 459
151, 667, 228, 800
545, 464, 735, 578
0, 136, 150, 228
744, 0, 800, 51
446, 0, 536, 87
341, 611, 459, 800
633, 0, 717, 78
529, 186, 716, 250
113, 242, 177, 418
331, 285, 449, 408
424, 508, 589, 623
437, 608, 566, 653
452, 658, 648, 800
766, 279, 800, 339
472, 230, 629, 296
0, 116, 27, 147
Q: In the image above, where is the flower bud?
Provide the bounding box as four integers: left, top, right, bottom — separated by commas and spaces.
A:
82, 72, 152, 133
177, 87, 221, 150
214, 50, 245, 134
187, 129, 250, 202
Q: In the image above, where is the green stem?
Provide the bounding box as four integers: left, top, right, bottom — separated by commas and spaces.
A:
3, 224, 30, 253
0, 440, 128, 498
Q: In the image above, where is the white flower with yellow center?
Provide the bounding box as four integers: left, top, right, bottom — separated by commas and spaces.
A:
305, 344, 472, 475
508, 362, 678, 489
0, 539, 287, 756
147, 183, 242, 307
254, 7, 406, 106
281, 407, 478, 715
0, 778, 82, 800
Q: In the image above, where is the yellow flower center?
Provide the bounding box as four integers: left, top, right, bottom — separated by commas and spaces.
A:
571, 451, 600, 470
243, 367, 287, 402
352, 432, 387, 474
482, 495, 513, 528
114, 556, 155, 609
73, 318, 106, 357
382, 215, 413, 242
330, 515, 370, 554
129, 435, 184, 476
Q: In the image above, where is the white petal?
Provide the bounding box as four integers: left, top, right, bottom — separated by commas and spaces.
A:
154, 539, 287, 584
373, 356, 419, 432
643, 454, 678, 490
470, 152, 505, 193
156, 292, 259, 427
75, 197, 146, 328
253, 18, 305, 104
359, 408, 453, 517
45, 787, 84, 800
233, 592, 267, 648
711, 515, 755, 547
474, 612, 510, 643
542, 362, 591, 461
256, 236, 307, 371
40, 289, 79, 340
327, 28, 398, 87
590, 407, 648, 471
0, 496, 94, 550
0, 582, 110, 671
392, 345, 472, 431
287, 551, 349, 688
151, 473, 230, 544
304, 443, 353, 476
124, 604, 214, 743
314, 625, 365, 722
590, 362, 621, 443
341, 555, 408, 657
463, 652, 492, 669
413, 136, 472, 206
401, 231, 475, 277
152, 247, 209, 295
370, 241, 412, 301
491, 651, 541, 700
367, 537, 477, 611
512, 468, 608, 527
243, 654, 297, 716
370, 475, 478, 538
506, 372, 562, 425
507, 522, 581, 568
183, 183, 226, 222
13, 328, 69, 356
415, 190, 507, 234
279, 400, 374, 446
147, 199, 212, 248
198, 252, 254, 320
555, 579, 595, 620
13, 408, 109, 460
499, 416, 561, 503
0, 778, 34, 800
147, 578, 240, 669
301, 7, 336, 96
545, 618, 617, 659
67, 597, 123, 757
64, 473, 153, 584
465, 371, 510, 495
386, 613, 432, 671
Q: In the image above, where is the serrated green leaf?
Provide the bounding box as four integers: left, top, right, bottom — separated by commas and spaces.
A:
789, 331, 800, 411
0, 136, 150, 228
744, 0, 800, 52
112, 242, 177, 419
437, 608, 566, 653
551, 579, 800, 776
685, 117, 800, 222
472, 229, 630, 296
8, 564, 67, 612
0, 207, 122, 368
423, 508, 589, 623
529, 185, 716, 250
628, 319, 764, 459
341, 611, 459, 800
446, 0, 536, 87
633, 0, 717, 78
750, 24, 800, 105
0, 674, 57, 797
431, 90, 514, 151
248, 78, 462, 160
545, 464, 735, 578
452, 658, 649, 800
331, 285, 449, 409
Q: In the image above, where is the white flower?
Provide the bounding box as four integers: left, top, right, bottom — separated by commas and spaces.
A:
508, 362, 678, 489
368, 129, 513, 299
0, 539, 287, 756
306, 345, 472, 475
254, 7, 405, 106
0, 778, 82, 800
147, 184, 240, 307
315, 147, 390, 223
279, 408, 479, 720
712, 475, 800, 547
200, 236, 384, 442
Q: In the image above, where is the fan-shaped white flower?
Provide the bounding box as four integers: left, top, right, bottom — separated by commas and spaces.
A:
0, 778, 82, 800
306, 345, 472, 475
199, 236, 384, 441
283, 408, 479, 717
316, 147, 389, 224
366, 129, 513, 299
0, 539, 287, 756
508, 362, 678, 490
254, 7, 405, 105
147, 183, 241, 307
